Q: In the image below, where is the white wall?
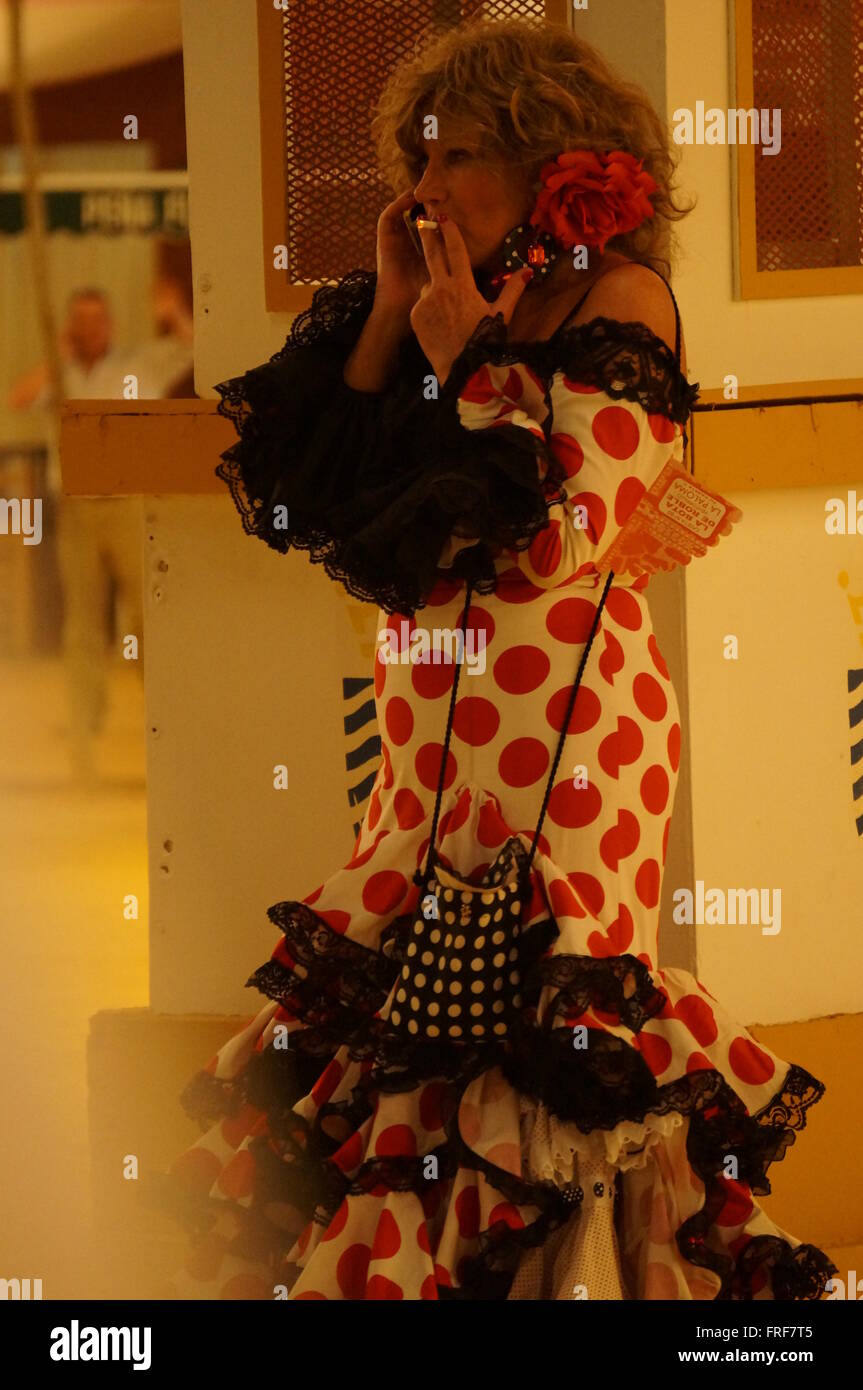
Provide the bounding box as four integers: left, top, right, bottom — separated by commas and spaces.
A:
145, 497, 369, 1014
148, 2, 369, 1012
666, 0, 863, 1020
666, 0, 863, 388
685, 488, 863, 1022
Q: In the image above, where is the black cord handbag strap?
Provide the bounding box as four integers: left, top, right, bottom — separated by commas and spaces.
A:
412, 568, 615, 888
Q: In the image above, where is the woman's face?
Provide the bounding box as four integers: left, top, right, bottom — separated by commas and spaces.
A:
409, 116, 535, 270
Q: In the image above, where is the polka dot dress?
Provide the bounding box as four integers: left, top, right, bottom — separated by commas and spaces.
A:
160, 350, 836, 1301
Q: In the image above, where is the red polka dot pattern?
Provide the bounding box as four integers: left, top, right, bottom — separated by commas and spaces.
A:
547, 777, 602, 829
366, 1274, 404, 1300
600, 809, 640, 870
593, 405, 640, 460
361, 871, 408, 916
648, 412, 677, 443
374, 656, 386, 699
639, 1032, 672, 1076
347, 829, 389, 870
439, 790, 471, 839
419, 1082, 450, 1133
648, 634, 670, 680
493, 645, 550, 694
667, 722, 681, 772
394, 789, 426, 829
685, 1051, 714, 1073
568, 870, 604, 915
412, 660, 454, 701
546, 596, 602, 645
528, 520, 563, 577
337, 1244, 371, 1299
599, 630, 624, 686
640, 765, 669, 815
633, 672, 668, 721
322, 1201, 349, 1244
415, 742, 457, 792
605, 587, 643, 631
546, 683, 602, 736
374, 1125, 417, 1158
715, 1181, 755, 1229
385, 697, 413, 746
370, 1210, 402, 1260
674, 995, 719, 1047
163, 377, 821, 1306
455, 1186, 481, 1239
452, 697, 500, 747
499, 738, 549, 788
550, 431, 584, 476
549, 877, 588, 921
635, 858, 660, 908
729, 1037, 776, 1086
614, 476, 647, 527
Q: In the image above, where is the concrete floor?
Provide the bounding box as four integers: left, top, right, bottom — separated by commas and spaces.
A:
0, 655, 149, 1298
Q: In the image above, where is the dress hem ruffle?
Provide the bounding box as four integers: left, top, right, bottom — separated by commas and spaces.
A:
143, 898, 838, 1302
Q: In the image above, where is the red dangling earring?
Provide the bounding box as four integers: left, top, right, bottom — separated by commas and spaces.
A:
486, 223, 559, 292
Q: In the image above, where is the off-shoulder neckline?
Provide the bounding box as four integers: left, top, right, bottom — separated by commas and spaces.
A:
505, 310, 676, 359
463, 311, 696, 394
440, 310, 700, 425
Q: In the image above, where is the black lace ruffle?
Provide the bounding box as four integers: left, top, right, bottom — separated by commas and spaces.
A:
213, 267, 699, 617
148, 904, 836, 1301
536, 952, 668, 1034
443, 305, 700, 424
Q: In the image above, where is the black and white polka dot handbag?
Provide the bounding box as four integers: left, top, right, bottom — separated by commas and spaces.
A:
386, 570, 614, 1044
388, 835, 531, 1041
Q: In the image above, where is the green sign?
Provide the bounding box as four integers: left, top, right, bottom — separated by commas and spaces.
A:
0, 188, 189, 236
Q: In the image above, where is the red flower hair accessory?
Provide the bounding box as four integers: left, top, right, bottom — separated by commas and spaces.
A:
529, 150, 658, 255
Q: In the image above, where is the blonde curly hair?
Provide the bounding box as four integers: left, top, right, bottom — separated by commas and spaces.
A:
371, 15, 694, 281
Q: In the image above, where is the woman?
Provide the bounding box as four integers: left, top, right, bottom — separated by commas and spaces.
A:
155, 18, 836, 1301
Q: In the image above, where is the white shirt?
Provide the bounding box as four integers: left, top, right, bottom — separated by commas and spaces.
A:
32, 339, 195, 493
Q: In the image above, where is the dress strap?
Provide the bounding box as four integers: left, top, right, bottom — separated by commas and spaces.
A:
555, 261, 682, 370
413, 569, 614, 887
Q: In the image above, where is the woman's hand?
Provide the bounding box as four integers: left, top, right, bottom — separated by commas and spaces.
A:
411, 217, 532, 385
373, 190, 433, 320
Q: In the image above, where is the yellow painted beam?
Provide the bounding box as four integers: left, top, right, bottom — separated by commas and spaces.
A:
691, 392, 863, 492
59, 389, 863, 498
696, 380, 863, 404
60, 399, 234, 496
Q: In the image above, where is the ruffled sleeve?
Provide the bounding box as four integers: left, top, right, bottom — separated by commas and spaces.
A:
213, 269, 572, 616
213, 268, 700, 616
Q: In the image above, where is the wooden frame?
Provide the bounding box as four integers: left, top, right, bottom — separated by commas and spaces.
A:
258, 0, 571, 314
690, 379, 863, 492
60, 378, 863, 498
733, 0, 863, 300
258, 0, 304, 313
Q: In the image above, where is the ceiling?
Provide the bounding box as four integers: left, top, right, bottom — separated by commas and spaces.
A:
0, 0, 182, 92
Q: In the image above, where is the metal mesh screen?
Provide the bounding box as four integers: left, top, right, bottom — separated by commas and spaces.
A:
752, 0, 863, 272
279, 0, 549, 285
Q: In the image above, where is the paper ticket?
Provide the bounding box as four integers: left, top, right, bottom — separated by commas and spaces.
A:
594, 459, 743, 577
